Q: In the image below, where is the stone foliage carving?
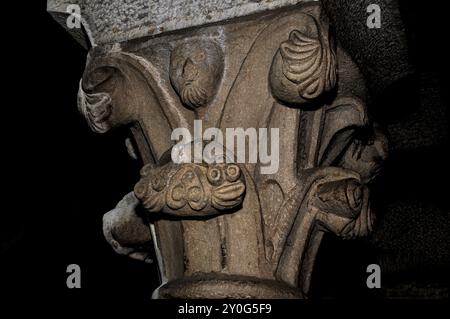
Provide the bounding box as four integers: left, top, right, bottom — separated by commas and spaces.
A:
134, 162, 246, 216
73, 2, 387, 299
270, 14, 337, 104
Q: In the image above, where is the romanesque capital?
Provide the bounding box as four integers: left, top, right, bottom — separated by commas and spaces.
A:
49, 0, 387, 299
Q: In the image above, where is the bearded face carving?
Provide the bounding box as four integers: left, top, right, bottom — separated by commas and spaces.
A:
169, 39, 224, 109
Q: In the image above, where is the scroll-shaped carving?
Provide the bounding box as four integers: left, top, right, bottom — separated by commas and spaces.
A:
170, 39, 224, 109
275, 167, 373, 290
134, 162, 246, 217
314, 178, 374, 239
269, 15, 337, 104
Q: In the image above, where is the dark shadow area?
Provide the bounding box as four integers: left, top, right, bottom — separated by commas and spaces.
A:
2, 1, 159, 305
312, 0, 448, 299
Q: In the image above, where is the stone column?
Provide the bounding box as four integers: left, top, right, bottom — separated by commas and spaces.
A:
48, 0, 387, 299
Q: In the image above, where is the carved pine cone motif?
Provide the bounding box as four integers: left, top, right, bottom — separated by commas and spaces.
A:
134, 163, 246, 217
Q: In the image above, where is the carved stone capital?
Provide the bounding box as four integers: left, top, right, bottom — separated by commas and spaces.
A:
53, 1, 387, 299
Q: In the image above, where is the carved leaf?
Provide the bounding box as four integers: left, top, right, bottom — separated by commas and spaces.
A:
212, 182, 245, 209
279, 26, 336, 100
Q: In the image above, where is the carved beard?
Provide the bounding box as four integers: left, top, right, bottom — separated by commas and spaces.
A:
181, 81, 208, 109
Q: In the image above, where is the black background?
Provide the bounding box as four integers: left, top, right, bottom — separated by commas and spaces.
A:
1, 0, 448, 306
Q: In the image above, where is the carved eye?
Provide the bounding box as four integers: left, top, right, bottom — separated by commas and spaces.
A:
225, 164, 241, 182
207, 167, 222, 185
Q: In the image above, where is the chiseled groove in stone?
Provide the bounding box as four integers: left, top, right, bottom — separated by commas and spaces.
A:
48, 0, 316, 45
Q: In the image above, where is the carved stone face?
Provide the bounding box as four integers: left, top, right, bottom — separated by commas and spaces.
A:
170, 40, 224, 109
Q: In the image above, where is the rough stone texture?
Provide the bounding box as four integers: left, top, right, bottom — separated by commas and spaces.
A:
321, 0, 413, 99
48, 0, 315, 46
51, 1, 386, 298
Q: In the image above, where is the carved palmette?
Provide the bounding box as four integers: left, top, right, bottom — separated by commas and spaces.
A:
269, 14, 337, 104
282, 29, 336, 99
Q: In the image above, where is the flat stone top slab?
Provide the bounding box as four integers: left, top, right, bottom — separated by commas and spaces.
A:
48, 0, 314, 46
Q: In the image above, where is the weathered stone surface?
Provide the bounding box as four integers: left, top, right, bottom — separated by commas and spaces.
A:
51, 0, 386, 299
48, 0, 315, 46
